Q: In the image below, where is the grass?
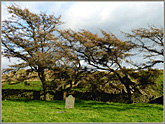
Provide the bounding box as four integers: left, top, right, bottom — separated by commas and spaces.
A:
2, 99, 163, 122
2, 81, 43, 91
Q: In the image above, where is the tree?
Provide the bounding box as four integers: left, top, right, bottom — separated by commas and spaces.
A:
58, 29, 136, 103
122, 25, 164, 69
83, 71, 124, 94
1, 4, 64, 100
44, 30, 101, 100
47, 53, 85, 100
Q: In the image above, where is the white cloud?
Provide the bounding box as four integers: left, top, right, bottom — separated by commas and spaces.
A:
1, 56, 23, 70
61, 2, 116, 30
59, 1, 163, 36
1, 2, 74, 21
2, 1, 163, 31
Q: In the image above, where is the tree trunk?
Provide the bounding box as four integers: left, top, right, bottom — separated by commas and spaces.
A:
122, 75, 133, 104
124, 84, 133, 104
62, 80, 73, 100
38, 69, 47, 101
113, 71, 133, 104
63, 91, 67, 100
42, 82, 47, 101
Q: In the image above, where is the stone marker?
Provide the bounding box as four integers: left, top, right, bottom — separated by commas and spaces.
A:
65, 95, 75, 108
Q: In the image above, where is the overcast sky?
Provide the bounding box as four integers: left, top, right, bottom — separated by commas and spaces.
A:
1, 1, 164, 70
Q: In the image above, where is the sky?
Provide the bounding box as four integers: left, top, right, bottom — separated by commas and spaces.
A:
1, 1, 164, 70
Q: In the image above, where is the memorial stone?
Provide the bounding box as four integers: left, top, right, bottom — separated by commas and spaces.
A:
65, 95, 75, 108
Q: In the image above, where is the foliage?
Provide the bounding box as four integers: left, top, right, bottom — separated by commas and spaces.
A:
155, 70, 163, 96
2, 69, 38, 84
81, 71, 123, 94
129, 68, 161, 86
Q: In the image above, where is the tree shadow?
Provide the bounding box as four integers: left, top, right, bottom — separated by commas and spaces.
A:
76, 101, 163, 112
2, 98, 163, 112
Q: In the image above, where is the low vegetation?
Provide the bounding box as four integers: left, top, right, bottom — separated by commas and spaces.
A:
2, 69, 163, 95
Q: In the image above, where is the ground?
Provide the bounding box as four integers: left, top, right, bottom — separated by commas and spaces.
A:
2, 99, 163, 122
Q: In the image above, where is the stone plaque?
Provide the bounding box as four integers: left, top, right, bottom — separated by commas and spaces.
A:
65, 95, 75, 108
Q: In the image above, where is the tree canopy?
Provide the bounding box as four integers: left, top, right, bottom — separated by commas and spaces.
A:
1, 4, 66, 100
123, 25, 164, 69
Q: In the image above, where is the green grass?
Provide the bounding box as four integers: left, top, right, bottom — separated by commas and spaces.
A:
2, 99, 163, 122
2, 81, 43, 91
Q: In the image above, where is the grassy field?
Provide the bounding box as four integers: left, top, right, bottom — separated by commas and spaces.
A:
2, 81, 43, 91
2, 99, 163, 122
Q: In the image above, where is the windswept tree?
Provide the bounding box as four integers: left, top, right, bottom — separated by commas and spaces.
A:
58, 29, 137, 103
1, 4, 64, 100
59, 28, 163, 103
47, 46, 85, 100
123, 25, 164, 69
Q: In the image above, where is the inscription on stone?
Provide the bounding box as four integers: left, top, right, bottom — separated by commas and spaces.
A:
65, 95, 75, 108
